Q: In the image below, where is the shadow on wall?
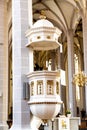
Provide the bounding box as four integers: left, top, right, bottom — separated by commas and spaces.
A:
7, 107, 13, 128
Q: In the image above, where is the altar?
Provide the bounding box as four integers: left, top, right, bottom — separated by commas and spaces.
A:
44, 117, 81, 130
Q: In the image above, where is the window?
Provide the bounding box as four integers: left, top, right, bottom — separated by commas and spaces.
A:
37, 80, 43, 95
47, 80, 53, 95
31, 82, 34, 96
56, 81, 59, 94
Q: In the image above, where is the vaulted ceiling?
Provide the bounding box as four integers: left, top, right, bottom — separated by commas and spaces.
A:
32, 0, 84, 62
32, 0, 81, 37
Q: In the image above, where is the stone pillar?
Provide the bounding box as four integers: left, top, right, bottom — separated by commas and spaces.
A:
67, 29, 76, 116
51, 50, 56, 70
28, 47, 33, 73
82, 11, 87, 113
28, 0, 33, 27
10, 0, 30, 130
57, 47, 61, 69
0, 0, 8, 129
28, 0, 33, 73
78, 52, 85, 111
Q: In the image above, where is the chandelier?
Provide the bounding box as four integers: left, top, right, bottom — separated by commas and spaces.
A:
73, 71, 87, 87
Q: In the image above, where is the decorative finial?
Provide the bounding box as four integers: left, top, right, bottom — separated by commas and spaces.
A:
39, 10, 46, 19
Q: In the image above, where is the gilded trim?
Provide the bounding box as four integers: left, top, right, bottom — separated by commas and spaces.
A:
28, 101, 62, 105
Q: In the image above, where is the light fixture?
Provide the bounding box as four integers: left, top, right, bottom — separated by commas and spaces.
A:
73, 71, 87, 87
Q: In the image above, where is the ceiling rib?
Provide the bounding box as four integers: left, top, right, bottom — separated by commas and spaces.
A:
41, 1, 67, 33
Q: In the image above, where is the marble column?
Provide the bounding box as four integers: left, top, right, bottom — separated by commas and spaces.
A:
67, 29, 76, 116
82, 10, 87, 113
10, 0, 30, 130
